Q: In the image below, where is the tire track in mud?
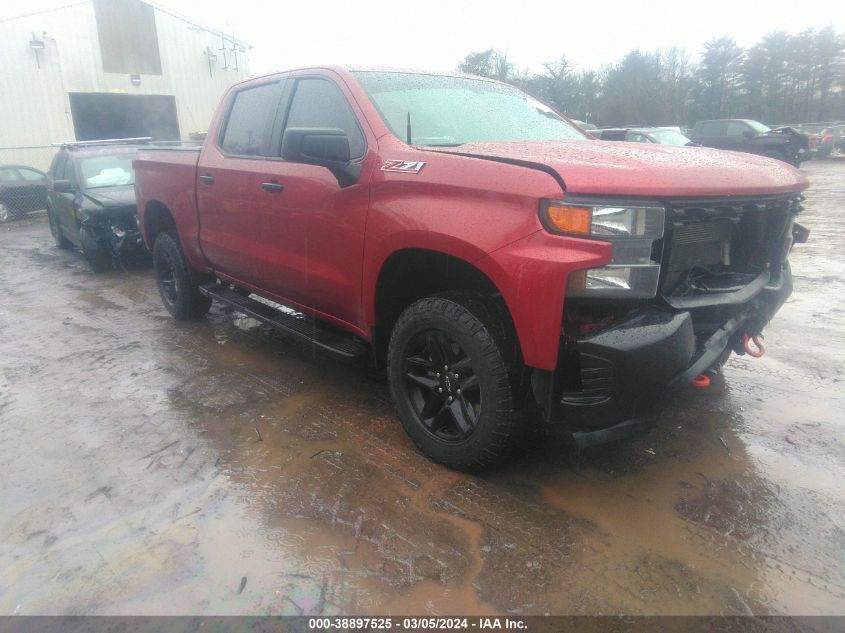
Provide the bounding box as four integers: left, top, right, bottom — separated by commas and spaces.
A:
159, 336, 616, 612
157, 311, 845, 614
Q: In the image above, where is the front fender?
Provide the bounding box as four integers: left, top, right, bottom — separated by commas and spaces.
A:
362, 229, 492, 322
364, 229, 612, 371
480, 230, 611, 370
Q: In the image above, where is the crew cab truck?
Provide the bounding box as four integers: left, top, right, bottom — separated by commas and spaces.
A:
689, 119, 809, 167
135, 68, 809, 470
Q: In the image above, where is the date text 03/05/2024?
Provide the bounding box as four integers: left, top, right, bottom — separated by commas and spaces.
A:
307, 617, 528, 630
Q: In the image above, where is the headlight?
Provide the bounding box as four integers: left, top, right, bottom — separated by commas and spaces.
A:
540, 201, 665, 298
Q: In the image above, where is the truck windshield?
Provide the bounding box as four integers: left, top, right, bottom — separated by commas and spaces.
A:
353, 71, 588, 146
80, 155, 135, 189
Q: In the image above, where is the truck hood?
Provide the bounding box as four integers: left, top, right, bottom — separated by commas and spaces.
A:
432, 140, 808, 198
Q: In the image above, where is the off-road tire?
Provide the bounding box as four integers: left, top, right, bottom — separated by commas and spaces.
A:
387, 292, 523, 471
47, 208, 73, 249
79, 226, 113, 273
153, 231, 212, 320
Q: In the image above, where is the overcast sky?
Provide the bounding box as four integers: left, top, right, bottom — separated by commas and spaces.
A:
4, 0, 845, 76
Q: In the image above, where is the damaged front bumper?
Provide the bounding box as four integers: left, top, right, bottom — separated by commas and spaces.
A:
80, 207, 147, 259
534, 263, 793, 434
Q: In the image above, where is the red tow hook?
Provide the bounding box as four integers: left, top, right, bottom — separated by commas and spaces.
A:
691, 373, 711, 388
742, 333, 766, 358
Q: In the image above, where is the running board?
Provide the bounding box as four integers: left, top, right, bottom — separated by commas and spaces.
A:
200, 284, 368, 359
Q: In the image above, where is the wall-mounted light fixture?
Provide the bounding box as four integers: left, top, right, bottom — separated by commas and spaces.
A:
30, 32, 46, 68
130, 74, 141, 85
204, 46, 218, 77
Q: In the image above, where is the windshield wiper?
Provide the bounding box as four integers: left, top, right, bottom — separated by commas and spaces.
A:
536, 108, 560, 120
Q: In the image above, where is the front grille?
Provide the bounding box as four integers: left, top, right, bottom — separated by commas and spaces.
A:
660, 194, 802, 298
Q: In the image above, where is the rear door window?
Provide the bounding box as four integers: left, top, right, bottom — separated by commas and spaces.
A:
220, 82, 282, 157
726, 121, 751, 137
283, 78, 366, 159
696, 121, 724, 136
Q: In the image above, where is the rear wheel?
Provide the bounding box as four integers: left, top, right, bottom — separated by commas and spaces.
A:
79, 226, 113, 273
387, 293, 523, 471
153, 232, 211, 320
48, 208, 73, 249
0, 203, 16, 223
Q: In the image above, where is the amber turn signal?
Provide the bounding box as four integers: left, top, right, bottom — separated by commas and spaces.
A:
544, 203, 592, 236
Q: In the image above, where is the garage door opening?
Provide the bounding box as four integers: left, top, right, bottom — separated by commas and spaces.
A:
69, 93, 180, 141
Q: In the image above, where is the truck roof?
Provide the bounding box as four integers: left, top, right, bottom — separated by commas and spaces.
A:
231, 65, 504, 88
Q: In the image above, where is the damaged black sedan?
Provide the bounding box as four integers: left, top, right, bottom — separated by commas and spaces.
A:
46, 141, 148, 272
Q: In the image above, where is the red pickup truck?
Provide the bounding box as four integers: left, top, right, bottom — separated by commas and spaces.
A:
135, 67, 809, 470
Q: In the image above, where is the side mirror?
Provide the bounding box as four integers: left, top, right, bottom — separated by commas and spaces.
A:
52, 179, 76, 194
281, 127, 361, 187
742, 130, 755, 139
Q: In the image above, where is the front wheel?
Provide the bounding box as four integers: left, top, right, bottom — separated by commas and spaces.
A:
387, 293, 523, 471
80, 226, 113, 273
153, 232, 211, 320
0, 203, 17, 223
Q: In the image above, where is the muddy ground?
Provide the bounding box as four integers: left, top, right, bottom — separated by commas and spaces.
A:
1, 160, 843, 616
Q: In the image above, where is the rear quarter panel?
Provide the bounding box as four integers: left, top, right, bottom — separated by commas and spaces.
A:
134, 149, 207, 271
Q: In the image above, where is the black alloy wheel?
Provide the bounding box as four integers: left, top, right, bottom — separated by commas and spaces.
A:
157, 248, 179, 305
153, 232, 212, 320
387, 293, 523, 470
402, 329, 482, 441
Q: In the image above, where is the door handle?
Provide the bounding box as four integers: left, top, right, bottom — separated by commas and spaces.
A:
199, 174, 215, 184
261, 181, 284, 193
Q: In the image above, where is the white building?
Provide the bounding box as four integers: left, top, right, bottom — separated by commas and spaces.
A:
0, 0, 250, 169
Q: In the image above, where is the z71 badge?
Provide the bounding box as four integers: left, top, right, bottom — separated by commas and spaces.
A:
381, 160, 426, 174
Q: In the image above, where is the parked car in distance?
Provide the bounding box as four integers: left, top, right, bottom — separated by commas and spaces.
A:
799, 124, 836, 158
834, 124, 845, 152
135, 67, 809, 470
592, 127, 697, 145
47, 140, 148, 272
689, 119, 809, 166
0, 165, 48, 222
